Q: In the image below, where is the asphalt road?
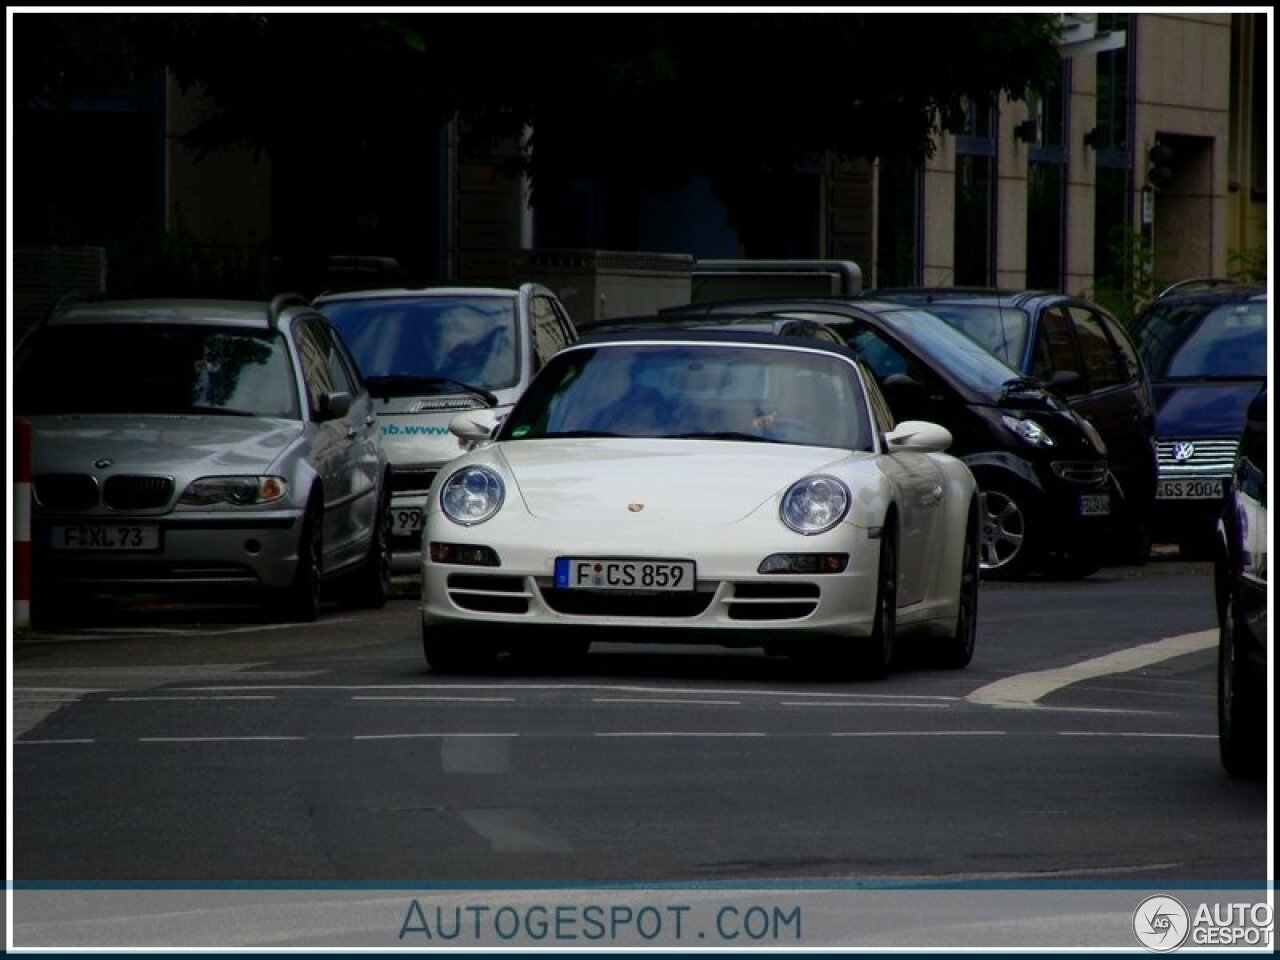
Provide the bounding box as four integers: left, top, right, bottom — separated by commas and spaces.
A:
10, 556, 1270, 949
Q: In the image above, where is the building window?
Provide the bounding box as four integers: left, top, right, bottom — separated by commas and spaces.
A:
876, 160, 920, 287
954, 98, 996, 286
1092, 13, 1134, 296
1026, 69, 1068, 290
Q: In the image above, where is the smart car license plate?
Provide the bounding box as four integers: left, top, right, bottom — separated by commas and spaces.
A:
52, 524, 160, 551
393, 508, 424, 536
1157, 478, 1224, 499
555, 557, 696, 592
1078, 494, 1111, 517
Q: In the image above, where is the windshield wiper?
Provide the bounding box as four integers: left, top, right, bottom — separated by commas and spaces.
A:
365, 374, 498, 406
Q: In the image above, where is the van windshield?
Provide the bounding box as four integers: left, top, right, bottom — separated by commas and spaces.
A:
321, 295, 519, 393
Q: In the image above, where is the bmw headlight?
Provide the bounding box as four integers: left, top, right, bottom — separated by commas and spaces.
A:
1002, 415, 1055, 448
440, 465, 505, 526
780, 475, 850, 535
179, 476, 288, 505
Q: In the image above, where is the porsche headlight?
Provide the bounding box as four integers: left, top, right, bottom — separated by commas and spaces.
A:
440, 465, 505, 526
1002, 415, 1055, 448
179, 476, 288, 505
780, 475, 850, 535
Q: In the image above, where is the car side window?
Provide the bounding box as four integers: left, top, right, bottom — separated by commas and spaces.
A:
531, 296, 573, 371
860, 365, 897, 434
1030, 307, 1080, 384
1067, 306, 1123, 391
295, 317, 355, 417
1101, 313, 1143, 383
845, 326, 928, 383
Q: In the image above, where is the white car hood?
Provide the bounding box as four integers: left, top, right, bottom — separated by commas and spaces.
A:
496, 439, 855, 524
25, 414, 303, 474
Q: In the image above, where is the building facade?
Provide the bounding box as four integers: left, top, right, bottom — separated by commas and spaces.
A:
12, 12, 1268, 332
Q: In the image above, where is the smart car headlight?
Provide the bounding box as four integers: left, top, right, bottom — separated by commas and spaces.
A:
179, 476, 288, 505
1002, 415, 1055, 448
780, 475, 850, 535
440, 465, 505, 526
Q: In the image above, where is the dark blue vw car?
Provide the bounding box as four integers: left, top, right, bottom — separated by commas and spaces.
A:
1127, 281, 1267, 558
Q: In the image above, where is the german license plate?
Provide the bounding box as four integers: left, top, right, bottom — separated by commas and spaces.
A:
53, 525, 160, 551
554, 557, 696, 592
393, 507, 424, 536
1157, 478, 1224, 499
1079, 493, 1111, 517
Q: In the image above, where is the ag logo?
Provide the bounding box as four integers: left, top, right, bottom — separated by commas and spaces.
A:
1172, 441, 1196, 462
1134, 895, 1190, 952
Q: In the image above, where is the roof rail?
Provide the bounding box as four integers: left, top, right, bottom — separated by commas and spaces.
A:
1155, 277, 1241, 299
268, 292, 310, 329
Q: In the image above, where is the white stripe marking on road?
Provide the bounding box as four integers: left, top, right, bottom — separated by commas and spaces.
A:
966, 630, 1216, 709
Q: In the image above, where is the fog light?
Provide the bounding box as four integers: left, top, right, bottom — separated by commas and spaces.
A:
758, 553, 849, 574
429, 542, 501, 566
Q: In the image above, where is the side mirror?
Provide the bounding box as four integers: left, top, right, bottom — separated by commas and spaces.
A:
315, 391, 352, 421
885, 420, 953, 453
881, 373, 924, 391
1046, 369, 1084, 396
449, 408, 504, 449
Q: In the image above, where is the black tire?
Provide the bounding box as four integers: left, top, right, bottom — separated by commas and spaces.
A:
421, 623, 498, 674
940, 500, 979, 669
976, 483, 1032, 579
1218, 587, 1263, 779
346, 482, 392, 609
857, 528, 898, 680
271, 498, 322, 622
1178, 531, 1216, 561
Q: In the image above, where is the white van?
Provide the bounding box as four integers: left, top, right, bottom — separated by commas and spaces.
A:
315, 284, 577, 571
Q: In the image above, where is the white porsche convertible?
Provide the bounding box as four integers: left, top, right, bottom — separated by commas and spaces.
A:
420, 330, 979, 678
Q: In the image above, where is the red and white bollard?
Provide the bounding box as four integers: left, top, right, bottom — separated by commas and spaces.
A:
15, 418, 33, 628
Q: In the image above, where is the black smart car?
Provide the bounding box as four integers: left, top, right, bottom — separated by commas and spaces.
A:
1212, 388, 1267, 779
871, 288, 1157, 565
658, 298, 1116, 579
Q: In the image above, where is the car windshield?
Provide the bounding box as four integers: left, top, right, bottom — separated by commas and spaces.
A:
868, 308, 1028, 391
1130, 300, 1268, 379
499, 342, 873, 450
915, 304, 1030, 367
320, 295, 519, 393
15, 324, 299, 418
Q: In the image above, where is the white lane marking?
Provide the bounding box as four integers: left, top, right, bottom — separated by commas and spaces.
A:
136, 742, 304, 747
15, 739, 95, 745
966, 630, 1216, 709
351, 696, 515, 703
30, 619, 358, 639
782, 701, 950, 709
176, 682, 958, 702
1058, 731, 1216, 740
353, 732, 518, 741
830, 730, 1006, 737
594, 731, 767, 738
591, 697, 741, 706
108, 696, 276, 702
